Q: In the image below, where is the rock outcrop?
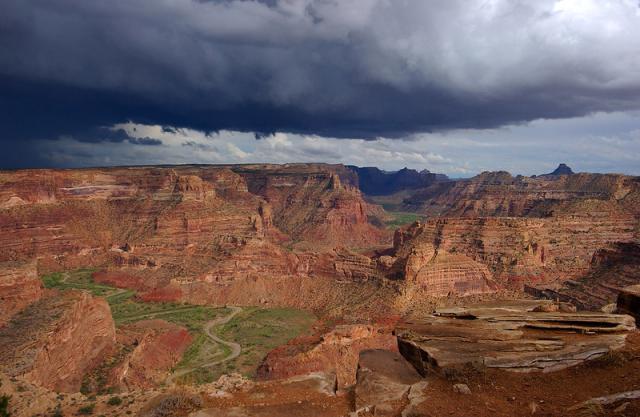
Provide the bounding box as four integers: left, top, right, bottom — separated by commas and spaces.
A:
353, 349, 423, 416
618, 285, 640, 324
110, 320, 193, 390
403, 170, 640, 218
232, 164, 388, 248
257, 324, 398, 390
526, 242, 640, 310
346, 166, 445, 196
545, 163, 575, 176
391, 211, 637, 288
0, 261, 42, 326
0, 291, 116, 392
396, 300, 635, 375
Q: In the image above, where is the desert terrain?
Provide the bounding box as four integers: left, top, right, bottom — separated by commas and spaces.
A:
1, 163, 639, 417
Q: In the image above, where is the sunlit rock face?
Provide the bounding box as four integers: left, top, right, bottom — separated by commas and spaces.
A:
256, 324, 398, 391
0, 164, 387, 266
0, 261, 42, 327
403, 170, 640, 218
390, 210, 637, 289
0, 291, 116, 392
396, 300, 636, 375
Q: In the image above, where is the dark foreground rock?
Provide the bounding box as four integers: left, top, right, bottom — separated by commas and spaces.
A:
618, 284, 640, 324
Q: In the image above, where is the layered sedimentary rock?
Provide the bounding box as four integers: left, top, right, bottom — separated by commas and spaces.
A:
382, 169, 640, 290
110, 320, 193, 390
404, 170, 640, 218
391, 209, 637, 287
526, 242, 640, 310
231, 164, 388, 248
0, 261, 42, 326
0, 291, 116, 392
0, 164, 386, 270
353, 349, 424, 416
396, 300, 635, 375
257, 324, 398, 390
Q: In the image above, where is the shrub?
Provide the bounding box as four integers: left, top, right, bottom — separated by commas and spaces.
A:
0, 395, 10, 417
77, 404, 95, 415
106, 396, 122, 406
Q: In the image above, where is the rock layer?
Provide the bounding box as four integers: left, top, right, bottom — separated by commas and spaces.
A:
0, 261, 42, 326
526, 242, 640, 310
404, 171, 640, 218
396, 300, 635, 375
0, 291, 116, 392
353, 349, 423, 416
110, 319, 193, 390
391, 212, 637, 288
257, 324, 398, 390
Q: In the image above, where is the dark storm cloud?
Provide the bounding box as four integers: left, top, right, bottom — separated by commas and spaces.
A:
1, 0, 640, 148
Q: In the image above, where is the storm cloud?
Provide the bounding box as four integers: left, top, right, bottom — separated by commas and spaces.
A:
2, 0, 640, 147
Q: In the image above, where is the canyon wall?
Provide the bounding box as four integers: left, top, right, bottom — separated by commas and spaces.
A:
403, 170, 640, 218
0, 261, 42, 326
391, 169, 639, 290
0, 291, 116, 392
257, 324, 398, 390
0, 164, 387, 271
390, 209, 637, 288
0, 164, 396, 315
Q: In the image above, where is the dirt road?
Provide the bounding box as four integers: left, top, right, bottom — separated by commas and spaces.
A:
167, 306, 243, 384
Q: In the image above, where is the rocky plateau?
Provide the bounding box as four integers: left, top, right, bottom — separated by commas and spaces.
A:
1, 163, 640, 417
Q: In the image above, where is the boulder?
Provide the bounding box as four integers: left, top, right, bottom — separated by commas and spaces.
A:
354, 350, 423, 416
453, 383, 471, 395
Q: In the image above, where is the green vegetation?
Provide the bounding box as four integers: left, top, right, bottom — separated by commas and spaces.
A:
0, 395, 10, 417
106, 396, 122, 406
176, 307, 316, 385
51, 405, 63, 417
384, 211, 423, 229
40, 269, 228, 329
77, 404, 95, 415
40, 269, 315, 387
41, 269, 113, 297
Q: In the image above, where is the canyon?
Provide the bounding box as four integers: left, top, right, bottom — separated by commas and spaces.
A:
1, 163, 639, 417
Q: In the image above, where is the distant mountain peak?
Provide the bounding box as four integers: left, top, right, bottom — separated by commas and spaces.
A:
549, 163, 574, 176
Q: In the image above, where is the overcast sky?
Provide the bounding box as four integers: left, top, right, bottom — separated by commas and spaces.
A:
2, 0, 640, 175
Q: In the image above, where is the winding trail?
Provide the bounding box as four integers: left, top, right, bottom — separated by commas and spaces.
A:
167, 306, 243, 385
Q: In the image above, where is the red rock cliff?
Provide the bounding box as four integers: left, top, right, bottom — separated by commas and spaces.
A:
0, 291, 116, 392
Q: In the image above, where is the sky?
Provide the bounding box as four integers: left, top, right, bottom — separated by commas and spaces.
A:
2, 0, 640, 176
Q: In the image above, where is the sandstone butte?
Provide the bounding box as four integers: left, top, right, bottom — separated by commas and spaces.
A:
0, 163, 640, 417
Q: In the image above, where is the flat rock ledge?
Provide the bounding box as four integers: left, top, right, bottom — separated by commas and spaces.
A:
396, 300, 636, 375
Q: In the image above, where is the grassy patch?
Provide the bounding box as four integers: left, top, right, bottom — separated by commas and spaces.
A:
107, 396, 123, 406
40, 269, 227, 329
40, 269, 230, 388
41, 269, 115, 297
0, 395, 10, 417
40, 270, 315, 387
175, 307, 315, 385
77, 403, 95, 415
384, 211, 423, 229
219, 308, 315, 376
